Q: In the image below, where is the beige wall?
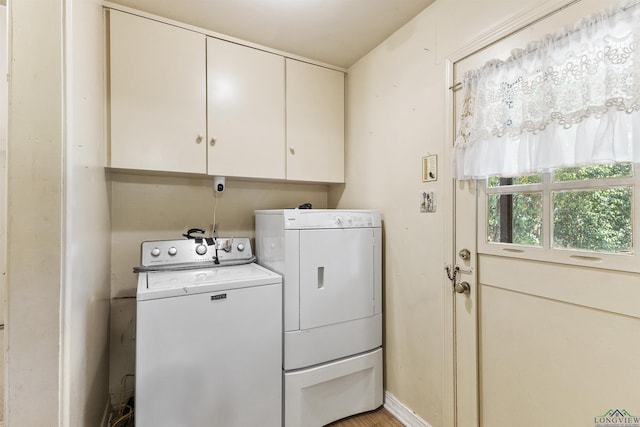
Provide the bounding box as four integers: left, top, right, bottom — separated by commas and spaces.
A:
108, 174, 329, 399
331, 0, 576, 424
7, 0, 111, 425
7, 0, 64, 424
0, 5, 6, 424
331, 8, 447, 421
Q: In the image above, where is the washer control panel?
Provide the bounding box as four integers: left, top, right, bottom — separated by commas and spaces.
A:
141, 237, 253, 267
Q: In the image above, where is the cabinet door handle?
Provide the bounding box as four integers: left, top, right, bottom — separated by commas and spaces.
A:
210, 138, 216, 146
289, 146, 295, 154
196, 135, 204, 144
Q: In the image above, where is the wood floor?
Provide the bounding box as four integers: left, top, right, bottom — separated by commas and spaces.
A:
326, 407, 404, 427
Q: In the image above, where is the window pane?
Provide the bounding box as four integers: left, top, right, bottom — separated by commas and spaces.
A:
488, 175, 542, 187
553, 163, 633, 182
488, 192, 542, 246
552, 187, 633, 253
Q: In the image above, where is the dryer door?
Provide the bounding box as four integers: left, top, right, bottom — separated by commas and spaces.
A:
299, 228, 375, 330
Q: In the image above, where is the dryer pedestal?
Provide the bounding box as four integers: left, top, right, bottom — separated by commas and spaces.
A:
284, 348, 383, 427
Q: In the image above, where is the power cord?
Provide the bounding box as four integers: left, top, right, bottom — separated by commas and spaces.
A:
212, 189, 219, 237
109, 374, 135, 427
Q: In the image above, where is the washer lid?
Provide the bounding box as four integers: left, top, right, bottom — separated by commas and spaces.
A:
138, 263, 281, 300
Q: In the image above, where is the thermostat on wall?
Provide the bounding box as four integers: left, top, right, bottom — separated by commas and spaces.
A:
422, 155, 437, 182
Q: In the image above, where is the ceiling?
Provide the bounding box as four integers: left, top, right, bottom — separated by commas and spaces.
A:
107, 0, 436, 68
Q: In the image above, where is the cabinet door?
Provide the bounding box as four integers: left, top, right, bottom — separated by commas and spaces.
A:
207, 38, 285, 179
286, 59, 345, 183
109, 10, 207, 174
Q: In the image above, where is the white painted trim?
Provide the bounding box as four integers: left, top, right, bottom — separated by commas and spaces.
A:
384, 391, 433, 427
447, 0, 579, 69
441, 56, 456, 427
102, 1, 346, 72
0, 6, 6, 426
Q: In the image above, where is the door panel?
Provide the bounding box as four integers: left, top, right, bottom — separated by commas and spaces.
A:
299, 229, 374, 329
479, 256, 640, 318
452, 1, 639, 426
479, 274, 640, 427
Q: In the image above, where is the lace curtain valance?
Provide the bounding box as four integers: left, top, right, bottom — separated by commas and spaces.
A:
453, 3, 640, 179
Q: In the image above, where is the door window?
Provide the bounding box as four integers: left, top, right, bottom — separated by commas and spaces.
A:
480, 162, 638, 272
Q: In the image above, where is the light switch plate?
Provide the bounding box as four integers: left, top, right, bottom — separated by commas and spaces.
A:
420, 191, 436, 213
422, 155, 437, 182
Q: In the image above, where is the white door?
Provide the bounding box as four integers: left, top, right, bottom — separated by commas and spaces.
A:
451, 1, 640, 426
298, 228, 374, 329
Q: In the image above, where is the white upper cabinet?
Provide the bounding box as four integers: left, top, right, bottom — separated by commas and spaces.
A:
286, 59, 345, 183
207, 38, 285, 179
108, 8, 344, 183
109, 10, 207, 174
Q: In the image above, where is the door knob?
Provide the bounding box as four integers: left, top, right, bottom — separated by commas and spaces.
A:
459, 248, 471, 261
454, 281, 471, 294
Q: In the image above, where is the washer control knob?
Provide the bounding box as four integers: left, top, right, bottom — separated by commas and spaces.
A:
151, 247, 161, 257
237, 243, 245, 252
168, 247, 178, 256
195, 244, 207, 255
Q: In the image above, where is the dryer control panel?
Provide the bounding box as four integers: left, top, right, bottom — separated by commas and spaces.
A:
277, 209, 381, 229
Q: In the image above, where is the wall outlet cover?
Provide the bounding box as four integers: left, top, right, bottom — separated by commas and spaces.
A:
420, 191, 436, 213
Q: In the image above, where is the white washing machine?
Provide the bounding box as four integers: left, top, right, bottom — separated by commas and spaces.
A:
135, 237, 282, 427
255, 209, 383, 427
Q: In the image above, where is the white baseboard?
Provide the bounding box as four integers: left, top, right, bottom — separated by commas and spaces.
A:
384, 391, 433, 427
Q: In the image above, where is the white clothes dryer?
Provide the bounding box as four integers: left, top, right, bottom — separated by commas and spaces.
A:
255, 209, 383, 427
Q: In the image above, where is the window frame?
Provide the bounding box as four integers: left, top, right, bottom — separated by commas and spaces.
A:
478, 164, 640, 273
